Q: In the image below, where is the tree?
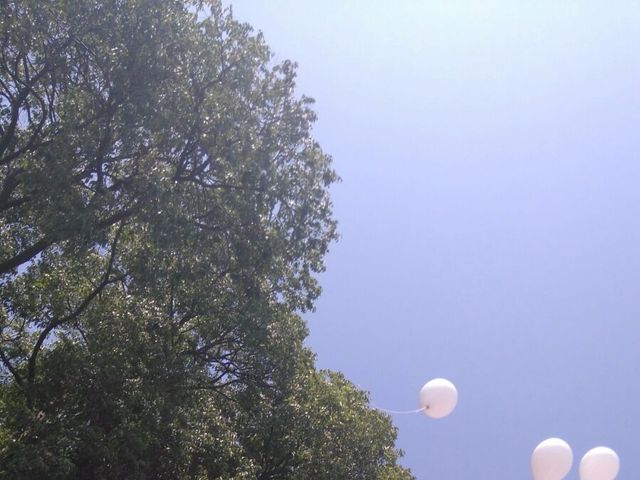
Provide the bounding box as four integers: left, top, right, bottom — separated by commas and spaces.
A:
0, 1, 414, 478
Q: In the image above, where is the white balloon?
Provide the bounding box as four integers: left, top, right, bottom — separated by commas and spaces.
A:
418, 378, 457, 419
579, 447, 620, 480
531, 438, 573, 480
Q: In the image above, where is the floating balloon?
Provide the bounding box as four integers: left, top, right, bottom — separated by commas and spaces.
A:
531, 437, 573, 480
418, 378, 457, 418
579, 447, 620, 480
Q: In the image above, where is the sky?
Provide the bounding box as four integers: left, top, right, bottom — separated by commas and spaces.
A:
227, 2, 640, 478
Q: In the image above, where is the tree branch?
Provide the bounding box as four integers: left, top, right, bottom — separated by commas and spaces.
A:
0, 204, 137, 276
26, 222, 126, 385
0, 237, 51, 276
0, 347, 24, 387
0, 58, 52, 164
0, 167, 23, 211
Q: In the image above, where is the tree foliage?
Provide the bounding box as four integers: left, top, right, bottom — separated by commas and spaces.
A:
0, 0, 414, 478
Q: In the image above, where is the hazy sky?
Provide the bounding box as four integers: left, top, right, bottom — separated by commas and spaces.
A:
227, 2, 640, 478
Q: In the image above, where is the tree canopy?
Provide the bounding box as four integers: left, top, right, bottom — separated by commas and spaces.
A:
0, 1, 413, 478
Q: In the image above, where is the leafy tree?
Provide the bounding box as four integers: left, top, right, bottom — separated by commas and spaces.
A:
0, 0, 414, 478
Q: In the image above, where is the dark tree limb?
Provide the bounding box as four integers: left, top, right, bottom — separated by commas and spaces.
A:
0, 238, 51, 276
0, 347, 24, 387
0, 167, 23, 211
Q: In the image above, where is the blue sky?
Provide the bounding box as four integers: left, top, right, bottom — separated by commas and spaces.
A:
227, 2, 640, 478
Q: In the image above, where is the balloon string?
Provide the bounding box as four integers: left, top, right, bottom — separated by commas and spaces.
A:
353, 382, 425, 415
370, 405, 425, 415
